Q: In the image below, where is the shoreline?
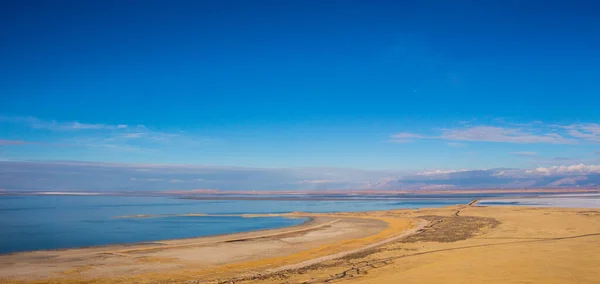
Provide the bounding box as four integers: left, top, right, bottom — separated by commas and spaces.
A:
0, 215, 316, 256
2, 196, 599, 283
7, 191, 595, 257
0, 214, 397, 282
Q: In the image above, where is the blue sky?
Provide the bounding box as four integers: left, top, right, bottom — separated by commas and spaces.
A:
1, 1, 600, 190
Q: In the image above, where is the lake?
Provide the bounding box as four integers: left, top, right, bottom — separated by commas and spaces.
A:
1, 194, 479, 254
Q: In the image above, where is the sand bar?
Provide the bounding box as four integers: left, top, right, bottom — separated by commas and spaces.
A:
0, 214, 404, 283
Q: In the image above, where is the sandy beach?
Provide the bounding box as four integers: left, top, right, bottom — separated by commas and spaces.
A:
1, 202, 599, 284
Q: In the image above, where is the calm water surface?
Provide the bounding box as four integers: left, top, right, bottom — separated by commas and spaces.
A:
0, 194, 480, 253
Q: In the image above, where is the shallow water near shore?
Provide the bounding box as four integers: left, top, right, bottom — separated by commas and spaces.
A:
0, 194, 513, 254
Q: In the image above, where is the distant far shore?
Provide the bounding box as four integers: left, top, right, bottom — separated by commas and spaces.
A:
2, 187, 599, 198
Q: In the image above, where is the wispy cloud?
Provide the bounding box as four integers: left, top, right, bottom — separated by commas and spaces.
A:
80, 143, 153, 153
564, 124, 600, 142
0, 116, 127, 131
447, 142, 467, 148
440, 126, 574, 144
0, 139, 40, 146
389, 132, 427, 143
122, 133, 144, 138
389, 122, 600, 145
510, 151, 537, 157
1, 116, 209, 153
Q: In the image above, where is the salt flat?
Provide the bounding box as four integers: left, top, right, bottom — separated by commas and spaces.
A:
479, 193, 600, 208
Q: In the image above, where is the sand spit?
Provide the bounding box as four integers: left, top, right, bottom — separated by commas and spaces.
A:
113, 213, 299, 219
0, 214, 394, 282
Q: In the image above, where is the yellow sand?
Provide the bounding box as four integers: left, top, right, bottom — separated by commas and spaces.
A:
237, 206, 600, 284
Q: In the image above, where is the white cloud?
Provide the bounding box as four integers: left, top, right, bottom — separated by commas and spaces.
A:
525, 164, 600, 175
417, 169, 468, 176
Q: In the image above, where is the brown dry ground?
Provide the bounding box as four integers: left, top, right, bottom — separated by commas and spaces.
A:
2, 205, 600, 284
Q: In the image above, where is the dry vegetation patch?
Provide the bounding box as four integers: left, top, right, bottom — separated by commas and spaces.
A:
576, 210, 600, 217
401, 215, 500, 243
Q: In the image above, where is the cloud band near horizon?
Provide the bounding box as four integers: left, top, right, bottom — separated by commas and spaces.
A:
1, 160, 599, 192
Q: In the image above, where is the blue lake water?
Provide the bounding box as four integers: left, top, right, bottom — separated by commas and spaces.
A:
1, 194, 481, 254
